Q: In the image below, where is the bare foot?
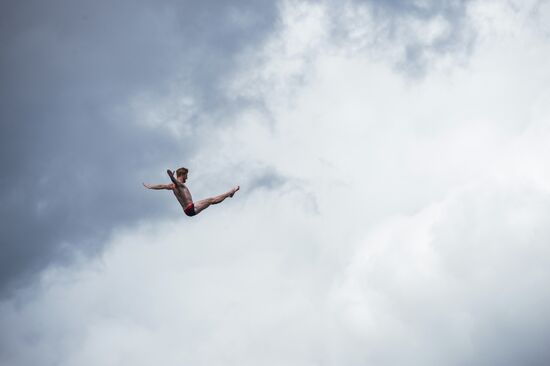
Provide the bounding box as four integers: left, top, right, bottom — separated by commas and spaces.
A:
229, 186, 240, 197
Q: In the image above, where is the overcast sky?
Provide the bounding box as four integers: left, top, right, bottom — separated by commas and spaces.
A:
2, 0, 550, 365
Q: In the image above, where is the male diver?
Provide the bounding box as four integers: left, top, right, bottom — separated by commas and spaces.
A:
143, 167, 239, 217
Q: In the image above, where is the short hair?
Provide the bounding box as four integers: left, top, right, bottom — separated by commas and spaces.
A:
176, 167, 188, 177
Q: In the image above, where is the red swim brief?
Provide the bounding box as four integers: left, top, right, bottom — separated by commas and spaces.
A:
184, 203, 196, 217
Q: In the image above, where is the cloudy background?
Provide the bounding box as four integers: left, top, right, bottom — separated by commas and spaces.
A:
2, 0, 550, 365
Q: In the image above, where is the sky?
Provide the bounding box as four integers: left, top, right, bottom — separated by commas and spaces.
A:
1, 0, 550, 365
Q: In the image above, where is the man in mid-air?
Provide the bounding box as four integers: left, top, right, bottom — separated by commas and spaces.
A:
143, 167, 239, 217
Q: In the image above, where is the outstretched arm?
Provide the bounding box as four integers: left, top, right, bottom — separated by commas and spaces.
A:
143, 183, 173, 190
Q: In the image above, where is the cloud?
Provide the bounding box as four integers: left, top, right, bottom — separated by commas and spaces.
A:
0, 0, 278, 295
324, 0, 475, 76
332, 181, 550, 365
2, 0, 550, 365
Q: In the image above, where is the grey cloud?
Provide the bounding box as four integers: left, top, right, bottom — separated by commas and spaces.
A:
331, 183, 550, 366
228, 163, 319, 214
3, 174, 550, 366
0, 0, 277, 295
430, 187, 550, 366
327, 0, 475, 76
246, 167, 288, 192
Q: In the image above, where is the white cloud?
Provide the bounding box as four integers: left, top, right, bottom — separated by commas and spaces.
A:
3, 1, 550, 365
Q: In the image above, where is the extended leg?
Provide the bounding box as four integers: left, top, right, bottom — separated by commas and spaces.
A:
193, 186, 239, 215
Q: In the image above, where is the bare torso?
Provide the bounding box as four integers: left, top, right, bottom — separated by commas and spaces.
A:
172, 183, 193, 209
